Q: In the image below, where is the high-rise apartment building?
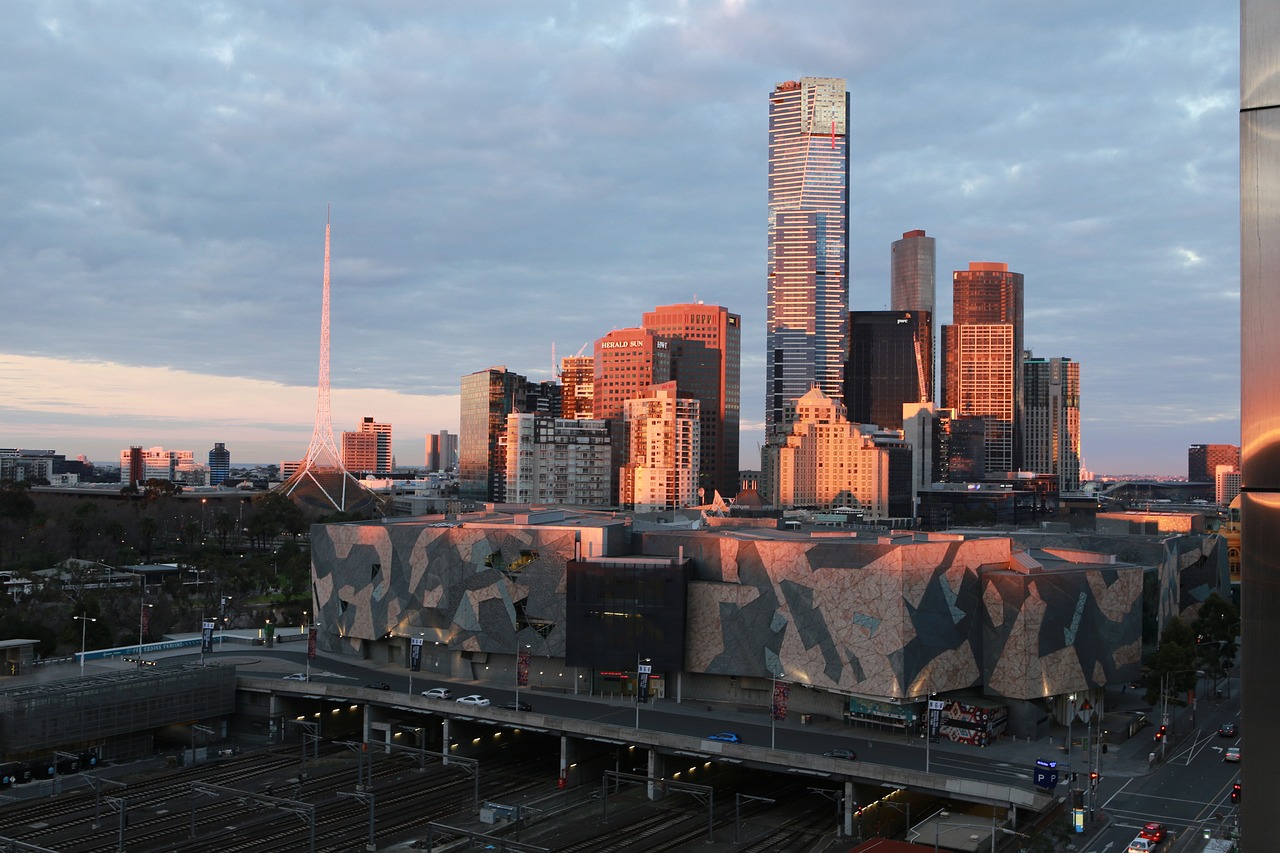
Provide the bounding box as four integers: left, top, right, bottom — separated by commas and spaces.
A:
641, 303, 741, 500
843, 310, 932, 431
1023, 355, 1081, 492
891, 229, 937, 400
761, 386, 910, 520
1189, 443, 1240, 483
619, 382, 700, 512
426, 430, 458, 473
459, 367, 528, 501
766, 77, 850, 431
559, 355, 595, 419
1216, 465, 1242, 507
592, 329, 672, 420
504, 415, 616, 506
208, 443, 230, 486
341, 417, 392, 475
941, 262, 1025, 476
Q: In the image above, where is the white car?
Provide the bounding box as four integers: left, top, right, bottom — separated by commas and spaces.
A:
1126, 837, 1155, 853
456, 694, 491, 706
421, 687, 452, 699
282, 673, 309, 681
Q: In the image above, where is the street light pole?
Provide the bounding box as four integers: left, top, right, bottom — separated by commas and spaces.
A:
74, 614, 96, 677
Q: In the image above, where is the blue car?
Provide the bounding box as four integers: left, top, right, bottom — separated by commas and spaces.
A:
706, 732, 741, 743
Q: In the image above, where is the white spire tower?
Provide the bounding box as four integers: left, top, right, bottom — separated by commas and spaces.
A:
280, 208, 370, 513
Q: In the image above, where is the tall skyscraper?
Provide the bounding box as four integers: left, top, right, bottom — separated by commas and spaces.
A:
641, 303, 741, 500
1023, 355, 1081, 492
941, 262, 1025, 476
843, 310, 932, 431
766, 77, 850, 430
1189, 443, 1240, 483
559, 355, 595, 419
592, 328, 672, 420
459, 366, 528, 501
208, 443, 230, 486
891, 229, 936, 400
361, 417, 393, 474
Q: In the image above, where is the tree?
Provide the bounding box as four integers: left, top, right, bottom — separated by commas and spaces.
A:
1192, 592, 1239, 691
1146, 618, 1199, 715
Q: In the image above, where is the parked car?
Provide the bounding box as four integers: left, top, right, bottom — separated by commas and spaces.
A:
706, 732, 741, 743
1138, 822, 1166, 842
421, 687, 452, 699
823, 748, 857, 760
502, 701, 532, 712
1218, 722, 1238, 737
364, 681, 390, 690
1224, 746, 1241, 762
456, 694, 491, 706
281, 673, 309, 681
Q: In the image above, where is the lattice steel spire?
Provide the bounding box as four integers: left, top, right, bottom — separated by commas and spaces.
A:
280, 208, 370, 513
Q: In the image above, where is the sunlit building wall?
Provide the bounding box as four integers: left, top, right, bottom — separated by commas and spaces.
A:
762, 386, 899, 519
1188, 443, 1240, 483
592, 328, 672, 420
559, 355, 595, 420
619, 382, 700, 512
766, 77, 849, 431
941, 262, 1025, 476
642, 303, 741, 502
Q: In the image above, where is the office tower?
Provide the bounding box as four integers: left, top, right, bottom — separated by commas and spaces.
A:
642, 303, 742, 500
208, 443, 230, 486
843, 310, 932, 431
941, 262, 1025, 476
761, 386, 909, 520
902, 403, 954, 496
1188, 443, 1240, 483
559, 355, 595, 419
1023, 355, 1081, 492
459, 366, 527, 501
766, 77, 850, 430
504, 414, 616, 506
426, 430, 458, 473
891, 229, 937, 400
592, 328, 673, 420
619, 382, 700, 511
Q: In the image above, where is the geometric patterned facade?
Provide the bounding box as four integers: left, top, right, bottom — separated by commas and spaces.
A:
309, 511, 1226, 714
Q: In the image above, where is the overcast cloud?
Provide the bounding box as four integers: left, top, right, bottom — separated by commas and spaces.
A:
0, 1, 1239, 475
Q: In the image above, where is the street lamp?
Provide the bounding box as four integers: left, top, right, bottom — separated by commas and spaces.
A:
74, 614, 96, 677
635, 655, 651, 729
770, 670, 785, 749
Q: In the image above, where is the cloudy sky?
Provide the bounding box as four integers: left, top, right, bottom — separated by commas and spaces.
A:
1, 1, 1239, 476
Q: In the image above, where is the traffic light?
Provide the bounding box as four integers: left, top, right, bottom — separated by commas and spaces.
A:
1154, 725, 1167, 742
1102, 743, 1108, 754
1231, 782, 1241, 803
1089, 771, 1099, 787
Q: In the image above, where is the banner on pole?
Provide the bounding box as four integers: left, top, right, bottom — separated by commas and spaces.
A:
307, 626, 318, 660
201, 621, 215, 654
637, 663, 652, 703
410, 637, 423, 672
517, 647, 530, 687
772, 681, 791, 721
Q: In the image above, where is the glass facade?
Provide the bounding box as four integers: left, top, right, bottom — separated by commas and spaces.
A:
767, 77, 850, 431
459, 367, 527, 501
844, 310, 932, 431
564, 557, 690, 672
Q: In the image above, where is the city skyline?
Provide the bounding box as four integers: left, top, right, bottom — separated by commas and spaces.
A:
0, 3, 1239, 475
